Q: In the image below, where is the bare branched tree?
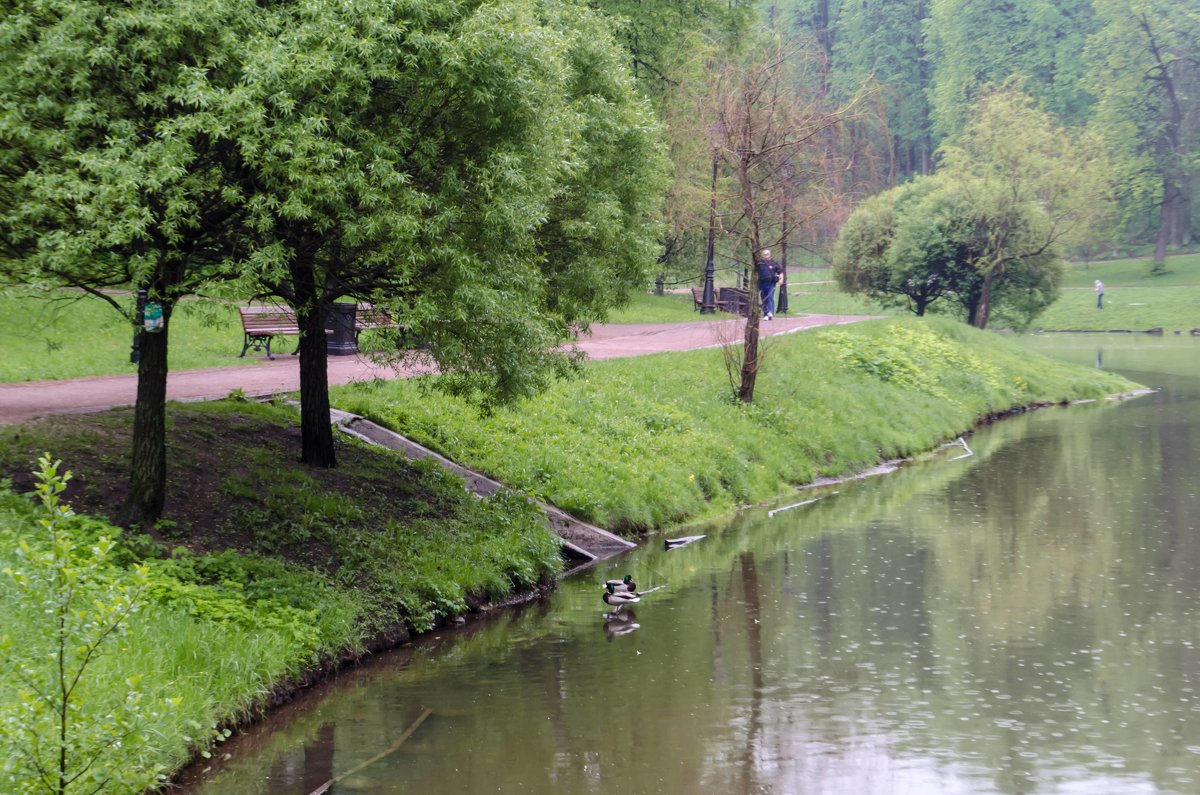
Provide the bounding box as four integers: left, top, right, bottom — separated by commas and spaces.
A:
702, 41, 869, 402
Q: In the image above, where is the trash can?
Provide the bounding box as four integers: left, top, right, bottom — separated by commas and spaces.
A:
325, 302, 358, 355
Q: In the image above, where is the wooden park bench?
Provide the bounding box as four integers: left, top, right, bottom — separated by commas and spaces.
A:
691, 286, 706, 311
239, 304, 400, 359
352, 303, 399, 343
238, 306, 301, 360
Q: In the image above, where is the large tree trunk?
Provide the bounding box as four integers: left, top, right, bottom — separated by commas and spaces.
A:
291, 256, 337, 468
738, 246, 763, 403
297, 306, 335, 467
119, 304, 172, 528
1154, 174, 1189, 270
973, 269, 994, 329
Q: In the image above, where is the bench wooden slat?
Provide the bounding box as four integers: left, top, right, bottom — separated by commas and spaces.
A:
238, 306, 299, 359
238, 303, 400, 359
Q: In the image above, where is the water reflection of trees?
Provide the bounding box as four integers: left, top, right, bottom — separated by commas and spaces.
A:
187, 379, 1200, 795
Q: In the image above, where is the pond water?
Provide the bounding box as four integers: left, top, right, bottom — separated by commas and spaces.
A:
181, 335, 1200, 795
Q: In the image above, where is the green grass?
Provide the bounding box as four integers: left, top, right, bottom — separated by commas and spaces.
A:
1034, 253, 1200, 331
0, 400, 562, 784
1060, 253, 1200, 287
605, 291, 720, 323
0, 290, 262, 382
0, 278, 889, 380
333, 316, 1136, 534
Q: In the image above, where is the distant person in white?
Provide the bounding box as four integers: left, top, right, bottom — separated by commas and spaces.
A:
1095, 279, 1104, 309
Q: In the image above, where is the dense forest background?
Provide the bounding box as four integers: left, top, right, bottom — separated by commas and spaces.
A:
599, 0, 1199, 281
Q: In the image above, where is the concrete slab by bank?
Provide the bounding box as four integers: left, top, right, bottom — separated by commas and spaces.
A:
332, 409, 635, 565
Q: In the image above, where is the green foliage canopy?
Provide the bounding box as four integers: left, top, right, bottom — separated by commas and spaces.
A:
834, 172, 1064, 329
833, 89, 1109, 330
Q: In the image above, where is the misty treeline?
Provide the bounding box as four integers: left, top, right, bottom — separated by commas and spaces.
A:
629, 0, 1198, 280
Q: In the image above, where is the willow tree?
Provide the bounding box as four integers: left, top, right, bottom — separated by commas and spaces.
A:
938, 88, 1113, 329
835, 172, 1063, 329
0, 0, 261, 526
224, 0, 667, 466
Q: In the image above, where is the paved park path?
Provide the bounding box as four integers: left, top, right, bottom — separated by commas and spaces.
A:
0, 313, 874, 425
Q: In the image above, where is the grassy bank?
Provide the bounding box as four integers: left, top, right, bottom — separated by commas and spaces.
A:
1034, 253, 1200, 332
333, 316, 1137, 534
0, 400, 560, 788
0, 290, 260, 382
0, 318, 1138, 787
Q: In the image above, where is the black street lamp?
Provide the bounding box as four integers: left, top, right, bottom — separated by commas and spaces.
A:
701, 123, 722, 314
701, 150, 718, 314
778, 156, 793, 315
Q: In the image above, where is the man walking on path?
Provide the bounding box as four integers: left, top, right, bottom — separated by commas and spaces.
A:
757, 249, 782, 320
1095, 279, 1104, 309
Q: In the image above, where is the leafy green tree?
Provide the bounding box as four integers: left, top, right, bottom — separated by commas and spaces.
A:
219, 0, 667, 466
836, 89, 1109, 330
938, 87, 1112, 327
834, 175, 968, 316
0, 456, 159, 795
1086, 0, 1200, 268
835, 173, 1065, 329
0, 0, 264, 525
2, 0, 667, 480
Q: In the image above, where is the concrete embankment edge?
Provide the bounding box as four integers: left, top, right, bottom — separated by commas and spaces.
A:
329, 409, 636, 568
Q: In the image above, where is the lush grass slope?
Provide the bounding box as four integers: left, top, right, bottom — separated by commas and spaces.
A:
0, 400, 561, 786
333, 316, 1137, 534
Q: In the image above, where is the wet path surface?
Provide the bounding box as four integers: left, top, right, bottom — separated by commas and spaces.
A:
0, 314, 873, 424
178, 336, 1200, 795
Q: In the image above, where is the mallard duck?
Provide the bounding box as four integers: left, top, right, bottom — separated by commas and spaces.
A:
604, 574, 637, 593
602, 581, 641, 611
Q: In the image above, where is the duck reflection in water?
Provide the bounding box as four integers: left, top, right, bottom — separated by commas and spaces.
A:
603, 608, 640, 639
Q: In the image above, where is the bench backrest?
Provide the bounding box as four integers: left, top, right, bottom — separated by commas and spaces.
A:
239, 303, 397, 332
355, 304, 395, 328
239, 306, 297, 331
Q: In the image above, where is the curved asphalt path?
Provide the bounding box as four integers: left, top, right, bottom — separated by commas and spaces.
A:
0, 313, 875, 424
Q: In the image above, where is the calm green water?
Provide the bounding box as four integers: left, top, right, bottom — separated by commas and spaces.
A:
182, 335, 1200, 795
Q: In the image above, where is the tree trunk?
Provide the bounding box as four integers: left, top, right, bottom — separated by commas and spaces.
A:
119, 305, 172, 528
296, 301, 336, 468
738, 313, 762, 403
1154, 175, 1189, 271
973, 269, 994, 329
289, 254, 337, 468
738, 247, 763, 403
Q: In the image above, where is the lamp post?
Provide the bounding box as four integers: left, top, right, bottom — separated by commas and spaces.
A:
701, 123, 722, 314
777, 156, 793, 315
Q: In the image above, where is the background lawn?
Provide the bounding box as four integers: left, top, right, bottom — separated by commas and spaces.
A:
1034, 253, 1200, 331
0, 291, 261, 382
